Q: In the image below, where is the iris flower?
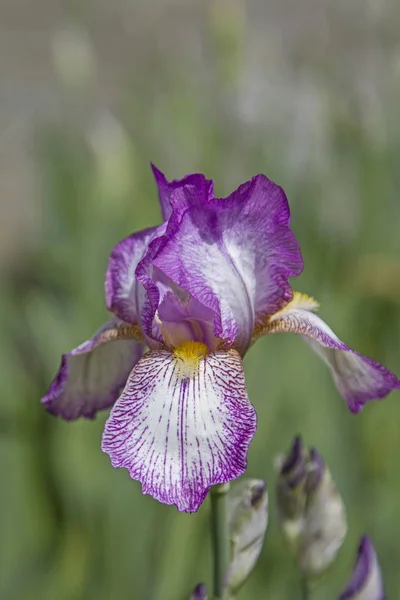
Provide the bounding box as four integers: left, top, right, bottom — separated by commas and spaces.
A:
42, 166, 400, 512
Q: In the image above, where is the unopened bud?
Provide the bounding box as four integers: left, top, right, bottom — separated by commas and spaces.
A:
340, 537, 385, 600
188, 583, 207, 600
276, 436, 347, 578
225, 478, 268, 594
276, 435, 308, 522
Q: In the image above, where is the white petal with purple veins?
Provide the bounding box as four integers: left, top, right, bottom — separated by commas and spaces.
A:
102, 347, 257, 512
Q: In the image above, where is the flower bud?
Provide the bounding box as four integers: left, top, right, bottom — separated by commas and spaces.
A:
188, 583, 207, 600
276, 436, 347, 578
225, 478, 268, 594
340, 536, 385, 600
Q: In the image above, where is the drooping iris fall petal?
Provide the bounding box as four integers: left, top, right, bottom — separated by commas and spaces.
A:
41, 320, 144, 420
261, 293, 400, 412
102, 346, 257, 512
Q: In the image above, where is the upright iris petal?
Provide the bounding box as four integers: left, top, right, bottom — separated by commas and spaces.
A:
134, 171, 215, 344
151, 163, 214, 221
151, 175, 303, 353
105, 227, 158, 323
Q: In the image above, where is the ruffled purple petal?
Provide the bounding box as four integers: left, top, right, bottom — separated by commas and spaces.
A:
105, 227, 158, 324
215, 175, 303, 320
151, 207, 247, 350
340, 536, 385, 600
135, 172, 214, 343
151, 163, 214, 221
263, 293, 400, 412
42, 321, 144, 420
101, 348, 257, 512
151, 175, 303, 353
134, 227, 176, 344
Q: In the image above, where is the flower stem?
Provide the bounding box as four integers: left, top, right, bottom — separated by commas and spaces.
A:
210, 483, 230, 599
301, 576, 310, 600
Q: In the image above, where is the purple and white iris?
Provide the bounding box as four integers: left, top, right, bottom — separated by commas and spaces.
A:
42, 166, 400, 512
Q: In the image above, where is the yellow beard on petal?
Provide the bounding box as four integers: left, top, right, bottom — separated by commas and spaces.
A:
173, 341, 209, 379
272, 291, 320, 317
252, 291, 320, 340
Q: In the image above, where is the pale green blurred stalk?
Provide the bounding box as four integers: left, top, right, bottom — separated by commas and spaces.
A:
210, 484, 230, 599
301, 577, 310, 600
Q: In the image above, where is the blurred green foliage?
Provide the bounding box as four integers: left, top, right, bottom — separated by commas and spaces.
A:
1, 8, 400, 600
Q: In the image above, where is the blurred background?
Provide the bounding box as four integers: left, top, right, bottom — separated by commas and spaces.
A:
1, 0, 400, 598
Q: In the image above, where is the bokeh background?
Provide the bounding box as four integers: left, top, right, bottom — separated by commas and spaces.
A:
1, 1, 400, 598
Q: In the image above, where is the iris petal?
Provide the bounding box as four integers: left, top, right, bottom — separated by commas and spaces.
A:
151, 164, 214, 221
135, 170, 214, 342
260, 292, 400, 412
101, 348, 257, 512
152, 208, 249, 350
42, 320, 144, 420
152, 175, 303, 354
105, 227, 158, 324
214, 175, 303, 322
157, 291, 219, 351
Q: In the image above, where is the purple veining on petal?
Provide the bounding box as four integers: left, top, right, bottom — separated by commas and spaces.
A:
105, 226, 158, 324
152, 174, 303, 354
108, 166, 214, 344
151, 163, 214, 221
213, 175, 304, 319
334, 353, 400, 414
101, 348, 257, 513
135, 170, 303, 354
158, 291, 219, 350
42, 320, 144, 420
340, 536, 385, 600
135, 170, 214, 344
151, 207, 245, 350
134, 222, 177, 344
267, 300, 400, 412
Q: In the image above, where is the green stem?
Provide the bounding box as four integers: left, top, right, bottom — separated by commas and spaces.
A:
210, 483, 230, 599
301, 576, 310, 600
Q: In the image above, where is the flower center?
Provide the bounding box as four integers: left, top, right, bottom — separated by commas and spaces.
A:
173, 340, 209, 379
